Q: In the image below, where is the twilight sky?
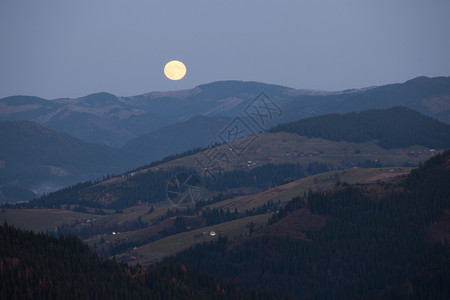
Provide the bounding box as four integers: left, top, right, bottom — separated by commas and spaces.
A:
1, 0, 449, 99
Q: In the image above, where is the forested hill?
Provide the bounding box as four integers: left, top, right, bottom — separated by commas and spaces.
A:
170, 150, 450, 299
269, 106, 450, 149
0, 223, 280, 299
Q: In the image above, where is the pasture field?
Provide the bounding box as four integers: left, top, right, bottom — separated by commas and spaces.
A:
125, 214, 271, 265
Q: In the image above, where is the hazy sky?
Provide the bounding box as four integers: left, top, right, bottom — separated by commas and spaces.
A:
1, 0, 449, 99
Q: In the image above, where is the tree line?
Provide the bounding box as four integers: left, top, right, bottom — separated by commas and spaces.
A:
0, 222, 283, 299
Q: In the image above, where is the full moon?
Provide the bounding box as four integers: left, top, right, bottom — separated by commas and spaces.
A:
164, 60, 187, 80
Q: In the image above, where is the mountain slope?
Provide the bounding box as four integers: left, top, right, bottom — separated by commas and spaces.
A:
1, 76, 449, 148
0, 121, 137, 203
0, 95, 61, 120
121, 115, 233, 164
281, 76, 450, 124
270, 106, 450, 149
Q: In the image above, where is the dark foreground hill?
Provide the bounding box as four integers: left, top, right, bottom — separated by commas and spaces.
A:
169, 150, 450, 299
0, 223, 280, 299
270, 106, 450, 149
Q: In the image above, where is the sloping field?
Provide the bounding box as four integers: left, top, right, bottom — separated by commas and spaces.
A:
124, 214, 271, 265
204, 167, 412, 212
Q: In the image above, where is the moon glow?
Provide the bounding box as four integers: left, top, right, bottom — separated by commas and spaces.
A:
164, 60, 187, 80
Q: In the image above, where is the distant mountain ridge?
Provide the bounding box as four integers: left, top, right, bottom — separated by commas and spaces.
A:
0, 81, 294, 147
1, 76, 449, 147
280, 76, 450, 124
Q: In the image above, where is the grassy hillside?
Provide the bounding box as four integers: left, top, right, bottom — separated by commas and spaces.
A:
106, 167, 411, 265
20, 130, 434, 210
121, 214, 272, 266
1, 166, 414, 263
0, 208, 109, 233
202, 167, 412, 213
157, 131, 436, 172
